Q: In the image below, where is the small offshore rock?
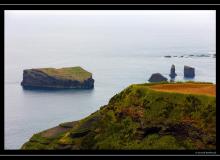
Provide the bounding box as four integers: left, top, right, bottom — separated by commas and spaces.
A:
148, 73, 168, 82
164, 55, 172, 58
184, 65, 195, 78
196, 54, 210, 57
169, 64, 177, 79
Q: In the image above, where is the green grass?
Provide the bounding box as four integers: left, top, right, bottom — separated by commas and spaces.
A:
36, 66, 92, 82
21, 82, 216, 150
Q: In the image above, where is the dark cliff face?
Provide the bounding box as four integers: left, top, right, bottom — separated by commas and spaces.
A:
21, 69, 94, 89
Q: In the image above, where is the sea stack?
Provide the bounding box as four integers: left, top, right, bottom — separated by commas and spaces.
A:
148, 73, 168, 82
21, 66, 94, 89
184, 65, 195, 78
169, 64, 177, 79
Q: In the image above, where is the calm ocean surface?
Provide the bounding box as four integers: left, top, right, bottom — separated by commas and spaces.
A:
5, 11, 216, 149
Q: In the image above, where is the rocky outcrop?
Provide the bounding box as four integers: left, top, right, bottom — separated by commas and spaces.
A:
184, 65, 195, 78
148, 73, 168, 82
169, 64, 177, 79
21, 67, 94, 89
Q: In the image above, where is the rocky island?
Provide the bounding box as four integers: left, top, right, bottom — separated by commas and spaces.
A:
21, 66, 94, 89
21, 82, 216, 150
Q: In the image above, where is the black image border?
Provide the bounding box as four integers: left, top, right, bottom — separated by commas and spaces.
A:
1, 4, 219, 156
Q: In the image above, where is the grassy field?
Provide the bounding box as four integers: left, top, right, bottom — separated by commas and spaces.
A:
36, 67, 92, 82
21, 82, 216, 150
149, 83, 216, 97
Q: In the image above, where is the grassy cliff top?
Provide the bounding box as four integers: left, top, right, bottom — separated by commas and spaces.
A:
21, 82, 216, 150
34, 66, 92, 82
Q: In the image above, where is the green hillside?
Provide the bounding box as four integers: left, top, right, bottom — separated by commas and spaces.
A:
21, 82, 216, 150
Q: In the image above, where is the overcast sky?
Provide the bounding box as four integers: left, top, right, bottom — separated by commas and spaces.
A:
5, 10, 216, 55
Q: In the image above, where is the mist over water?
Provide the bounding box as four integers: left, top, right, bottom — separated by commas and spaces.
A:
5, 10, 216, 149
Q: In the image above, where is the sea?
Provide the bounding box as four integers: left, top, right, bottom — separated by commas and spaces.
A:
4, 10, 216, 149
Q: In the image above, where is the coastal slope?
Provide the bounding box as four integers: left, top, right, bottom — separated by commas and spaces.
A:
21, 66, 94, 89
21, 82, 216, 150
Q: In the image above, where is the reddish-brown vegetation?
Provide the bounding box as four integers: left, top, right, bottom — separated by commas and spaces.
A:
149, 83, 216, 96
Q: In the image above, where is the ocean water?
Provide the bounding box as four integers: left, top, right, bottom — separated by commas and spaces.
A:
4, 10, 216, 149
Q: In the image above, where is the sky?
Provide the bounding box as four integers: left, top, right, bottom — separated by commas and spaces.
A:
5, 10, 216, 56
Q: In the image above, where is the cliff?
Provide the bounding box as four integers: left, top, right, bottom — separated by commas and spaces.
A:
21, 67, 94, 89
21, 82, 216, 150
